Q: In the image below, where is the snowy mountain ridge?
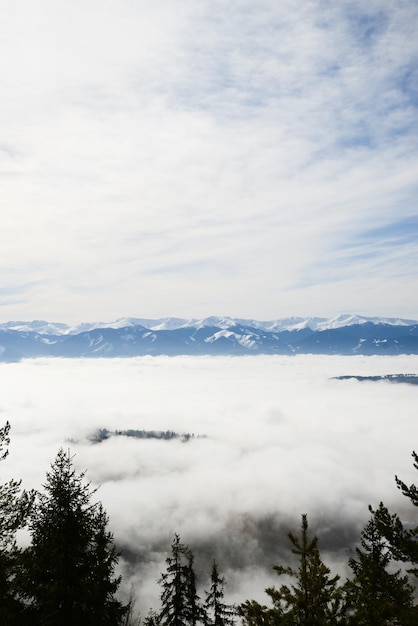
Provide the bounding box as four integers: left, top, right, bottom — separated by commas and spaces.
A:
0, 315, 417, 361
0, 314, 416, 336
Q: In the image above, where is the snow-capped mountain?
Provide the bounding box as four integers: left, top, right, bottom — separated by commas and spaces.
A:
0, 315, 417, 361
1, 314, 416, 335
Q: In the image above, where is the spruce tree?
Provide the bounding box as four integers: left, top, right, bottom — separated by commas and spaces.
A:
22, 448, 127, 625
204, 560, 235, 626
373, 451, 418, 570
239, 514, 346, 626
87, 503, 128, 625
238, 599, 278, 626
0, 422, 33, 547
0, 421, 34, 624
185, 551, 204, 626
344, 513, 417, 625
158, 534, 204, 626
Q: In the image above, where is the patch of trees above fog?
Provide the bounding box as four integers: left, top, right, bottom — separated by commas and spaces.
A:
89, 428, 199, 444
333, 374, 418, 385
2, 421, 418, 625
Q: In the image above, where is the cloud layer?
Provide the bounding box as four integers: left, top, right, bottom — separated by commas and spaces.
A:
1, 354, 417, 611
1, 1, 417, 322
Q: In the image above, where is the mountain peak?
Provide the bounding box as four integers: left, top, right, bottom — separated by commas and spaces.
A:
0, 314, 417, 361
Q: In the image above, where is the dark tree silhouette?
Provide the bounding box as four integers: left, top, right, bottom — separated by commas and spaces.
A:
204, 560, 235, 626
240, 514, 346, 625
0, 421, 34, 624
345, 513, 417, 625
21, 448, 127, 625
157, 534, 204, 626
373, 451, 418, 571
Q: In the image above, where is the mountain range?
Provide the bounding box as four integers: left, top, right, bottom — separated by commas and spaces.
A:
0, 314, 417, 361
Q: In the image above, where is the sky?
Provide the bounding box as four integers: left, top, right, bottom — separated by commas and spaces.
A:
1, 0, 418, 324
1, 354, 418, 612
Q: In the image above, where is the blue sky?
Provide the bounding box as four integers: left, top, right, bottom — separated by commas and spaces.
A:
1, 0, 417, 323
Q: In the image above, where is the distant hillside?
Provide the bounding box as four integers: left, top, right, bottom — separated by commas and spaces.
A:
333, 374, 418, 385
0, 315, 417, 361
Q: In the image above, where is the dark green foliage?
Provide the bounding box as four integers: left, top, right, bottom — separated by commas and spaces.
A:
373, 451, 418, 571
204, 561, 235, 626
238, 599, 279, 626
345, 514, 417, 625
333, 374, 418, 385
396, 450, 418, 506
159, 534, 190, 626
349, 449, 418, 623
4, 423, 418, 624
239, 514, 346, 626
0, 422, 34, 548
21, 448, 127, 625
91, 429, 197, 444
0, 422, 34, 623
0, 547, 28, 625
186, 551, 204, 626
157, 534, 204, 626
87, 503, 128, 625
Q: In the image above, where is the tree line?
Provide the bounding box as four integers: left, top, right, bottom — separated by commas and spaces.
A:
2, 420, 418, 624
90, 428, 197, 444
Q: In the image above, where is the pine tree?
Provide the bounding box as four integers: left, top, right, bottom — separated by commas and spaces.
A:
158, 534, 204, 626
0, 421, 34, 624
239, 514, 346, 626
204, 560, 235, 626
21, 448, 127, 625
373, 451, 418, 571
238, 599, 278, 626
345, 513, 417, 625
186, 551, 204, 626
0, 422, 33, 548
87, 503, 128, 625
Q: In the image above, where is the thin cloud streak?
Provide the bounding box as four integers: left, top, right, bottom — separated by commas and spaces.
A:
0, 1, 417, 322
1, 355, 417, 610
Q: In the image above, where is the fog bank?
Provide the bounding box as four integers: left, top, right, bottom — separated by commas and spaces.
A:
0, 354, 417, 611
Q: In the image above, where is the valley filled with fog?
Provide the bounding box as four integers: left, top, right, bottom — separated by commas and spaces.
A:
1, 354, 417, 613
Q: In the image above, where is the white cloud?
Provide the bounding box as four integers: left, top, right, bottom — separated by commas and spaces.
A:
1, 354, 418, 611
0, 1, 417, 322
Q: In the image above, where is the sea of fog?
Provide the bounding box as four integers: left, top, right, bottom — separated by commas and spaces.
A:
1, 354, 418, 613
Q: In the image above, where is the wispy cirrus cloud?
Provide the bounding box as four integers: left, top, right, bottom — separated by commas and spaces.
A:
0, 1, 417, 322
356, 216, 418, 247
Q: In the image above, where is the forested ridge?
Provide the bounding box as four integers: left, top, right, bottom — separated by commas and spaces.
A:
2, 422, 418, 625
